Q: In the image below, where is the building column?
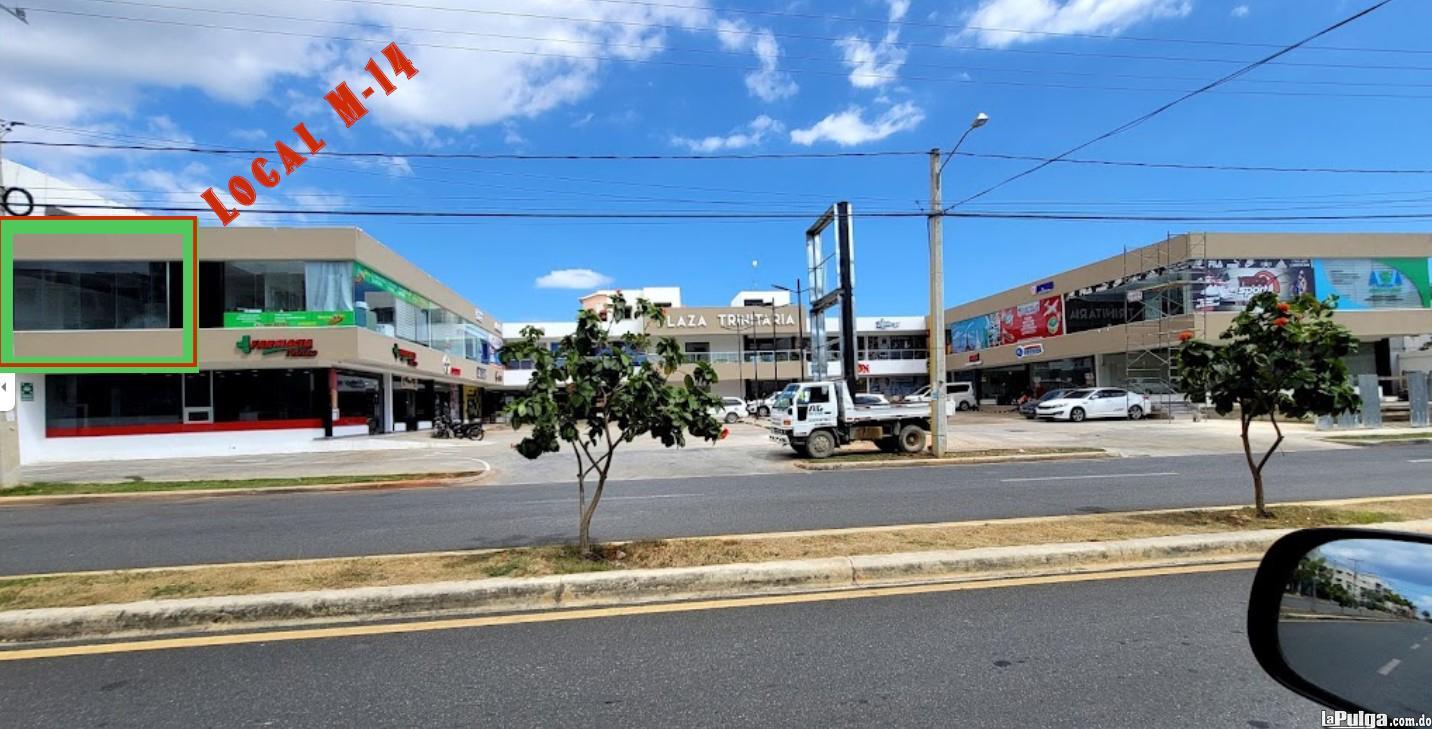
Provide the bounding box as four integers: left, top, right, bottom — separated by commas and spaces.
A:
382, 372, 395, 433
0, 405, 18, 488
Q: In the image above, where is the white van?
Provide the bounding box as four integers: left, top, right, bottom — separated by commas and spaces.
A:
903, 382, 978, 411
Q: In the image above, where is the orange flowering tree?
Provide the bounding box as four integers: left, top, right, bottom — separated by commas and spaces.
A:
1175, 292, 1358, 517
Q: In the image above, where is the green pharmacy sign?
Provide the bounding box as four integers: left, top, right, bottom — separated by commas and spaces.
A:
223, 311, 355, 328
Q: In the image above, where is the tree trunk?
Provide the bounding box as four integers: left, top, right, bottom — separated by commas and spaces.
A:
578, 472, 607, 558
1238, 411, 1272, 518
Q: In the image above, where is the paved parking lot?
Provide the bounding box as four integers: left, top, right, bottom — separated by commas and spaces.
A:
17, 411, 1400, 485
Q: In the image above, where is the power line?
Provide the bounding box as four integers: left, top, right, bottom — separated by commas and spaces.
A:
294, 0, 1432, 57
55, 0, 1432, 93
948, 0, 1397, 209
13, 136, 1432, 175
49, 202, 1432, 222
29, 4, 1432, 86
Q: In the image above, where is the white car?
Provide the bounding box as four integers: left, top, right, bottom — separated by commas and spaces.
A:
1035, 387, 1151, 422
713, 397, 747, 424
902, 382, 978, 411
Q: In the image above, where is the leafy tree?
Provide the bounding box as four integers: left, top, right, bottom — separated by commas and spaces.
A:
499, 294, 725, 556
1175, 292, 1359, 517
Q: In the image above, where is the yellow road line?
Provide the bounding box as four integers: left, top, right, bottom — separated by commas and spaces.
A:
0, 560, 1258, 663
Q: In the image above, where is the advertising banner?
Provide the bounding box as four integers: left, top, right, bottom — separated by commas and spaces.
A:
353, 262, 432, 310
1190, 259, 1315, 312
949, 315, 996, 353
1311, 258, 1432, 310
223, 310, 355, 328
995, 295, 1063, 346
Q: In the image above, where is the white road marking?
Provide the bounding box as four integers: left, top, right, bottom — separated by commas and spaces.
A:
1412, 643, 1421, 650
1000, 471, 1179, 483
1409, 459, 1432, 463
1378, 659, 1401, 676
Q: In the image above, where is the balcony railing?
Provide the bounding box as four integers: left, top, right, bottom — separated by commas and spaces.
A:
506, 348, 928, 370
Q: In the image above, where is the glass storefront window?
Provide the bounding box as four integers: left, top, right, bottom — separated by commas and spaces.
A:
213, 370, 322, 422
14, 261, 172, 330
46, 374, 182, 429
224, 261, 305, 313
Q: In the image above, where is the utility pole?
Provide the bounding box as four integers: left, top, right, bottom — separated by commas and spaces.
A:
927, 112, 988, 457
928, 148, 947, 457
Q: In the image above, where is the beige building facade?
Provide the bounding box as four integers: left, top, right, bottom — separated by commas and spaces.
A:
941, 233, 1432, 405
12, 227, 504, 464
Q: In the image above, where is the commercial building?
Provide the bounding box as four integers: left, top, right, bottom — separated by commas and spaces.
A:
502, 289, 929, 400
12, 227, 503, 463
942, 233, 1432, 407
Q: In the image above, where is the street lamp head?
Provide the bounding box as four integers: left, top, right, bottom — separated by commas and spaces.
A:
970, 112, 989, 129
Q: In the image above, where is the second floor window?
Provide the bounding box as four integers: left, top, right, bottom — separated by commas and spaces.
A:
14, 261, 177, 330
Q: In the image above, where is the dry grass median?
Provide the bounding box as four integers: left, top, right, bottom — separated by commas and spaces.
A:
3, 496, 1431, 612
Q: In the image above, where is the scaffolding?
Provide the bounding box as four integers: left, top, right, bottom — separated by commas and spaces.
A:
1121, 233, 1207, 419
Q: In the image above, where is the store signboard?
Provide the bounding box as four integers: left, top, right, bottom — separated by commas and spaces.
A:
235, 335, 317, 358
1014, 342, 1045, 359
1311, 258, 1431, 310
223, 310, 355, 328
1189, 259, 1315, 312
996, 296, 1063, 346
353, 262, 433, 310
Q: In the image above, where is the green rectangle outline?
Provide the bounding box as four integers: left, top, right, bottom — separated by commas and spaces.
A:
1, 218, 197, 371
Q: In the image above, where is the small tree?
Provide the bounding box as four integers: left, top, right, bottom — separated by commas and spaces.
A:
499, 294, 724, 556
1175, 291, 1359, 517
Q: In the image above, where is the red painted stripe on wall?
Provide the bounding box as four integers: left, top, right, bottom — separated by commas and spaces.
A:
47, 416, 370, 438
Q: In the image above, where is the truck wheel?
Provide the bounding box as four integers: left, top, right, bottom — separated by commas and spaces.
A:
805, 430, 836, 459
956, 401, 971, 411
897, 423, 927, 454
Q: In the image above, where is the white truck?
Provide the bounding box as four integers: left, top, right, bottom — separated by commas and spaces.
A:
767, 380, 934, 459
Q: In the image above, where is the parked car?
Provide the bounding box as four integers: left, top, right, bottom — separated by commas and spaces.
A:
901, 382, 978, 411
1034, 387, 1151, 422
747, 393, 781, 417
1019, 389, 1069, 419
853, 393, 890, 406
713, 396, 746, 423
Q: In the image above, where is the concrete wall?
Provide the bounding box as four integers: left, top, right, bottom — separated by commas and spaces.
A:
26, 424, 369, 464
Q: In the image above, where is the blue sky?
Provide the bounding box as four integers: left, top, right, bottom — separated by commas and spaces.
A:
3, 0, 1430, 322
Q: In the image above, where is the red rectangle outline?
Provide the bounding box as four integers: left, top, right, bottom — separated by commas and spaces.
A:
0, 216, 201, 370
47, 416, 370, 438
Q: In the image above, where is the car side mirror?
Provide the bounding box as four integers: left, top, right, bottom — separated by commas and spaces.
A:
1248, 528, 1432, 718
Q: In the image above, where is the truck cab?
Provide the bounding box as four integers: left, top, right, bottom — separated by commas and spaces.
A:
768, 380, 932, 459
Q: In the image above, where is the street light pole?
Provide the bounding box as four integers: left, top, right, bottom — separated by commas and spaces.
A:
928, 112, 988, 457
773, 280, 806, 379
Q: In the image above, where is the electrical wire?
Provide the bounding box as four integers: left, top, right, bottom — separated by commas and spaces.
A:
27, 4, 1432, 87
947, 0, 1397, 209
11, 137, 1432, 175
46, 202, 1432, 222
53, 0, 1432, 93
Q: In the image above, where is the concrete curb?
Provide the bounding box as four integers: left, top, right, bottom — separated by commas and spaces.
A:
10, 520, 1431, 643
0, 471, 490, 508
793, 450, 1109, 470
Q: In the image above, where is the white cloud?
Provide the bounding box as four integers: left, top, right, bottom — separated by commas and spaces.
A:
1231, 4, 1251, 17
838, 31, 909, 89
955, 0, 1194, 48
536, 268, 615, 289
837, 1, 911, 89
790, 102, 925, 146
0, 0, 718, 135
671, 115, 783, 152
716, 19, 798, 101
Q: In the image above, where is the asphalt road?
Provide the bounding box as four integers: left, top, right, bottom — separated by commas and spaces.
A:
1282, 619, 1432, 718
0, 570, 1320, 728
3, 444, 1431, 574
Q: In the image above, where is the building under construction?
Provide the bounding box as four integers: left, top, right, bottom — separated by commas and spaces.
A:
942, 232, 1432, 414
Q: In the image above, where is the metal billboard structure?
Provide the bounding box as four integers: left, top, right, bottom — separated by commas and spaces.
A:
805, 201, 857, 392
